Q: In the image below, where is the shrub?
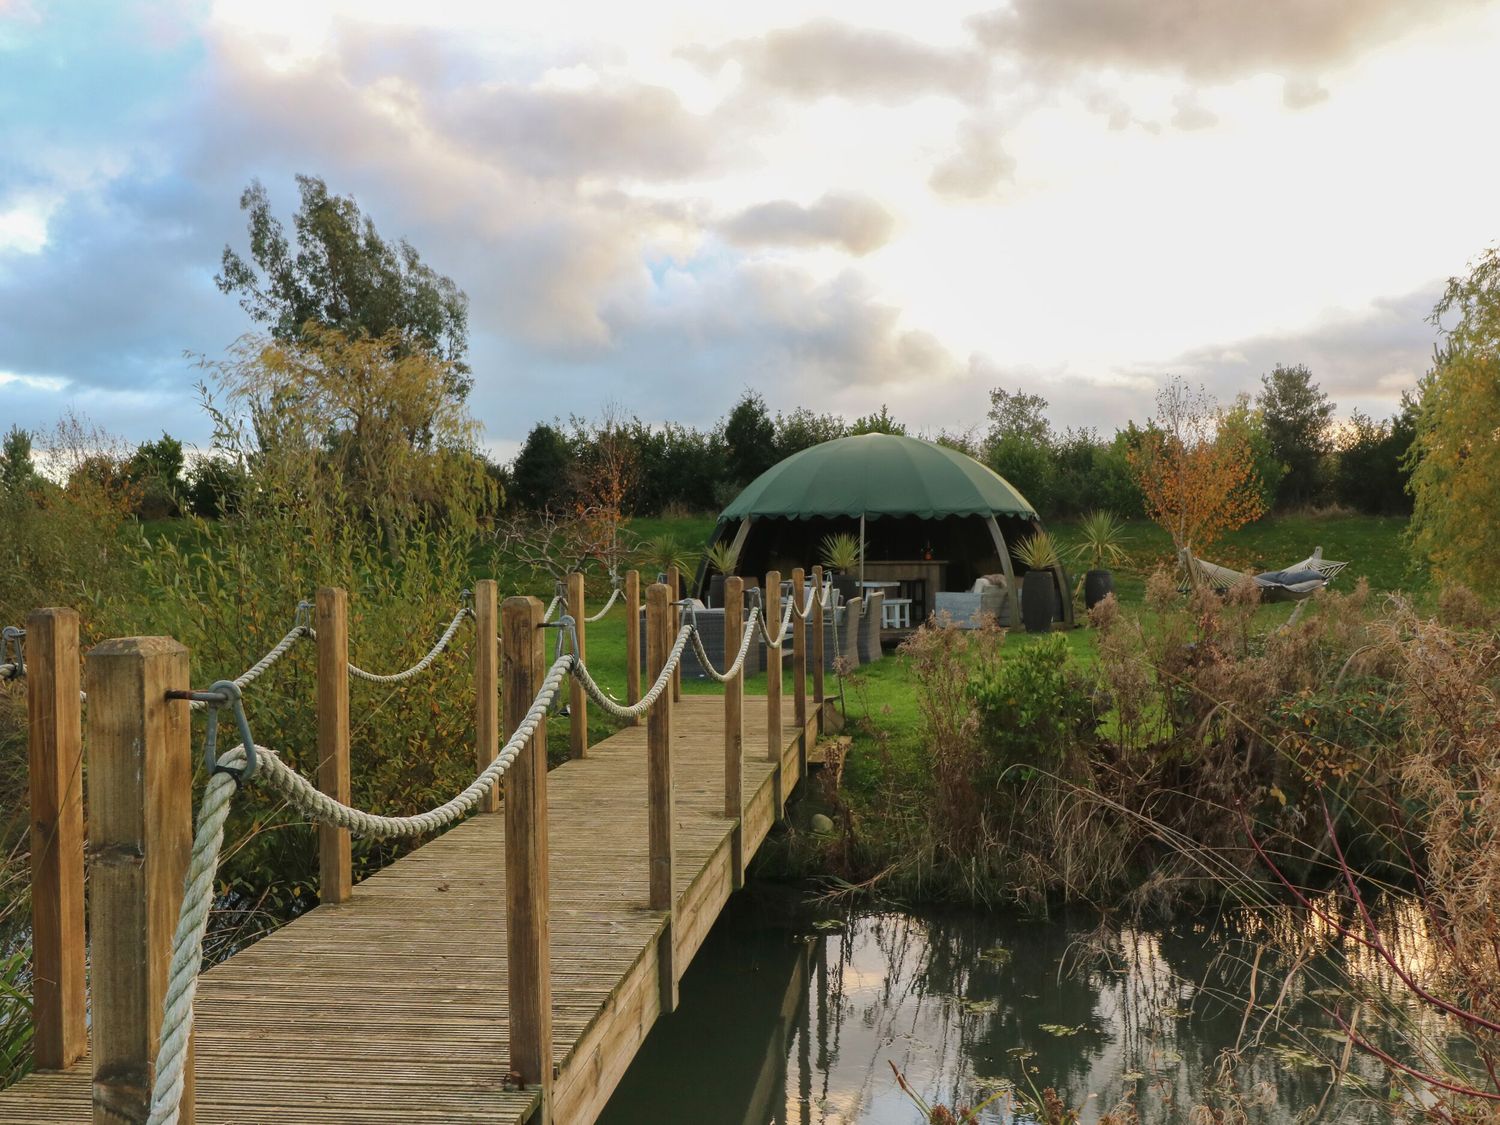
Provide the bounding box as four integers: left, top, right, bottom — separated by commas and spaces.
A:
969, 634, 1096, 786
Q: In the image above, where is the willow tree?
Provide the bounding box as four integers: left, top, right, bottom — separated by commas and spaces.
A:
217, 176, 471, 401
205, 325, 493, 548
1408, 247, 1500, 598
1128, 379, 1266, 577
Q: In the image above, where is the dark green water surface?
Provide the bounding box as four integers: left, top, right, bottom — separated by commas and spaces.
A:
600, 888, 1444, 1124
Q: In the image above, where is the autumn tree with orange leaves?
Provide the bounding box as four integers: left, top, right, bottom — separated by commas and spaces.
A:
1128, 378, 1266, 583
569, 406, 637, 582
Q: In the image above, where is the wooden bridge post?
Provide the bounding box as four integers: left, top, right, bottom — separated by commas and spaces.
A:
567, 571, 587, 758
87, 636, 194, 1125
646, 583, 678, 1011
764, 569, 785, 818
316, 587, 352, 904
474, 579, 500, 814
791, 566, 808, 770
25, 607, 86, 1071
723, 576, 744, 889
811, 565, 826, 725
764, 570, 782, 765
502, 596, 552, 1114
625, 569, 641, 724
666, 565, 682, 702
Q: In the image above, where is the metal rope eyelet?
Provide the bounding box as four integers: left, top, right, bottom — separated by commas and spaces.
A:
173, 679, 259, 781
1, 626, 24, 678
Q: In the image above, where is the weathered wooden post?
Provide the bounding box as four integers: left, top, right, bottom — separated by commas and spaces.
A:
625, 569, 641, 723
503, 596, 552, 1115
666, 565, 682, 702
646, 582, 677, 1011
764, 569, 784, 818
316, 587, 352, 904
25, 608, 86, 1071
87, 636, 194, 1124
723, 576, 745, 888
566, 571, 588, 758
810, 565, 826, 727
474, 579, 500, 814
790, 566, 807, 763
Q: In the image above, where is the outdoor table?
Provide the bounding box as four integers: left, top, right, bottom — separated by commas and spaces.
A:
882, 598, 913, 628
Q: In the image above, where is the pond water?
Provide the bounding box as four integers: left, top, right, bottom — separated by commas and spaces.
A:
600, 887, 1447, 1124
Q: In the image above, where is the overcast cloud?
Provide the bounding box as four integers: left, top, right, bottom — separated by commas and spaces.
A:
1, 0, 1495, 455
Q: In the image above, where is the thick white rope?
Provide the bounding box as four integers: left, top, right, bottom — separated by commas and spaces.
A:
755, 590, 797, 650
260, 656, 568, 835
687, 612, 759, 684
5, 626, 308, 704
788, 580, 821, 621
542, 594, 562, 622
343, 608, 473, 684
187, 625, 308, 712
571, 625, 691, 719
583, 586, 622, 622
146, 654, 570, 1125
146, 763, 237, 1125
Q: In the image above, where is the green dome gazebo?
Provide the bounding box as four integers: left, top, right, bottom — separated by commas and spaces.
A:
705, 433, 1071, 628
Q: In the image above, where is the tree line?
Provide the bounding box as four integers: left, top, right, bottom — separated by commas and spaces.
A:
1, 172, 1490, 597
505, 362, 1416, 521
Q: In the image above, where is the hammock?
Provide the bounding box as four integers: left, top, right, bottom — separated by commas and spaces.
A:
1179, 546, 1348, 603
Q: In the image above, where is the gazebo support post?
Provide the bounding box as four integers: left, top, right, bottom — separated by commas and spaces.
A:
727, 518, 753, 564
984, 515, 1020, 630
858, 512, 866, 589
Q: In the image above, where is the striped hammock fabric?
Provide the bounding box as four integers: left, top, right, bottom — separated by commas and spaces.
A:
1179, 547, 1348, 602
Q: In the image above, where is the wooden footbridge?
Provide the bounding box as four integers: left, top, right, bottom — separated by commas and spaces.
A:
0, 566, 836, 1124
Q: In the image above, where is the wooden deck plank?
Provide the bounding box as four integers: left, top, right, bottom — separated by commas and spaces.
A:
0, 695, 805, 1124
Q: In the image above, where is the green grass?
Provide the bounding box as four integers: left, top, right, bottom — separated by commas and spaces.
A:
555, 511, 1421, 754
127, 509, 1424, 763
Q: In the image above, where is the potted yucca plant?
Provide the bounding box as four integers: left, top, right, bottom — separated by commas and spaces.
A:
819, 532, 863, 603
1070, 510, 1129, 610
702, 540, 741, 607
1015, 530, 1062, 634
638, 535, 694, 585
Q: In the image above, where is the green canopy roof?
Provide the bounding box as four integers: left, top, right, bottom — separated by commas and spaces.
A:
718, 433, 1036, 522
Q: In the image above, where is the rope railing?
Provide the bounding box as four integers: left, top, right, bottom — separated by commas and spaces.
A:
339, 606, 474, 684
50, 567, 826, 1125
188, 623, 309, 712
753, 589, 798, 649
789, 579, 823, 621
583, 585, 623, 622
687, 609, 759, 684
147, 651, 572, 1125
571, 624, 692, 720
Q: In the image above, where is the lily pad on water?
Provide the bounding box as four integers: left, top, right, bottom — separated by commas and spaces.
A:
978, 944, 1013, 966
1039, 1023, 1085, 1037
811, 919, 844, 932
956, 996, 999, 1014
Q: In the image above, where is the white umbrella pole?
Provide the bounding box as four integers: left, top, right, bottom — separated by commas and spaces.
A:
859, 512, 865, 588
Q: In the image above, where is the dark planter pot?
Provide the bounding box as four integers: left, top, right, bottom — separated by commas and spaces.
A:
1084, 569, 1114, 610
1021, 569, 1055, 634
831, 574, 859, 604
707, 574, 726, 608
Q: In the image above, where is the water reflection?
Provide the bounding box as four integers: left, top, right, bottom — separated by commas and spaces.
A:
601, 889, 1449, 1124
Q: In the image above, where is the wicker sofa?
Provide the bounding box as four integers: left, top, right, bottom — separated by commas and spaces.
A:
933, 577, 1013, 628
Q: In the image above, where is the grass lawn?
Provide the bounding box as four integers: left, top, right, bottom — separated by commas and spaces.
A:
134, 510, 1421, 756
548, 510, 1422, 754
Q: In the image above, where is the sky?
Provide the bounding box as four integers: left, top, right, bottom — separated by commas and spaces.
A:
3, 0, 1499, 462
